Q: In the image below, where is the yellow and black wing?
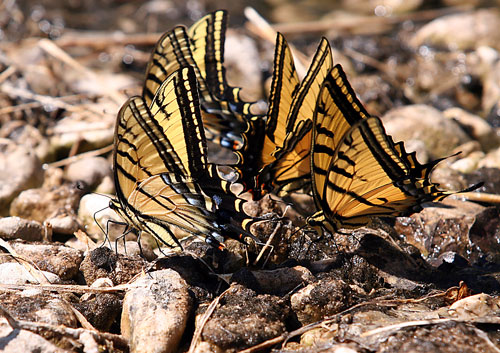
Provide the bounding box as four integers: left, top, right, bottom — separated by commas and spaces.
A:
112, 66, 254, 248
231, 33, 299, 195
249, 34, 333, 198
144, 10, 260, 150
308, 113, 451, 234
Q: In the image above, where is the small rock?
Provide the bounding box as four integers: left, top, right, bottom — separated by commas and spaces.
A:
75, 290, 121, 331
478, 145, 500, 169
394, 198, 490, 262
377, 321, 494, 352
65, 156, 112, 189
10, 184, 82, 223
0, 263, 61, 284
341, 0, 422, 15
78, 193, 122, 239
382, 104, 470, 158
0, 289, 76, 327
411, 9, 500, 51
95, 174, 115, 194
0, 216, 43, 241
450, 151, 484, 174
448, 293, 500, 318
46, 214, 81, 235
1, 241, 83, 280
121, 269, 192, 353
0, 139, 43, 216
443, 107, 500, 151
291, 279, 352, 325
49, 115, 114, 157
225, 31, 262, 102
115, 240, 157, 261
483, 60, 500, 115
0, 122, 52, 162
0, 318, 67, 353
42, 166, 65, 189
231, 266, 315, 295
200, 284, 288, 351
79, 246, 147, 285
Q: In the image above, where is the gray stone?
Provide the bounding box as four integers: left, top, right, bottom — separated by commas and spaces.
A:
0, 216, 43, 241
46, 214, 80, 235
225, 32, 262, 103
411, 9, 500, 51
0, 319, 67, 353
121, 269, 192, 353
0, 139, 43, 216
78, 193, 122, 240
0, 123, 52, 163
65, 156, 112, 189
0, 263, 61, 284
291, 279, 352, 325
2, 241, 83, 280
382, 104, 470, 159
10, 184, 82, 224
443, 107, 500, 152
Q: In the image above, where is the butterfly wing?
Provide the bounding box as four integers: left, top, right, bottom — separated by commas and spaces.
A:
258, 36, 333, 196
310, 115, 448, 233
113, 66, 253, 248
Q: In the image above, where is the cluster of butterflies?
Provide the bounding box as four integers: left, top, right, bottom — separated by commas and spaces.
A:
110, 10, 473, 250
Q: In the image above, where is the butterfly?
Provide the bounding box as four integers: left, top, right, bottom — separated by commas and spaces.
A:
307, 67, 480, 233
143, 10, 261, 151
110, 65, 255, 249
234, 32, 333, 199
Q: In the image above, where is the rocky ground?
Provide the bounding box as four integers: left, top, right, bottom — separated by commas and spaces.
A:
1, 0, 500, 352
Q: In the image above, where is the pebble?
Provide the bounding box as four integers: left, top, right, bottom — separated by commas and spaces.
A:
411, 9, 500, 51
65, 156, 112, 189
49, 115, 115, 156
79, 246, 147, 285
478, 146, 500, 170
394, 198, 488, 262
231, 265, 315, 295
0, 139, 43, 216
443, 107, 500, 152
0, 262, 61, 284
9, 184, 82, 224
448, 293, 500, 319
0, 317, 67, 353
0, 122, 52, 163
291, 279, 352, 325
77, 193, 122, 239
483, 60, 500, 116
382, 104, 470, 158
450, 151, 484, 173
1, 241, 83, 280
115, 240, 157, 261
225, 31, 262, 102
199, 284, 288, 351
121, 269, 192, 353
341, 0, 422, 15
46, 213, 81, 235
0, 216, 44, 241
